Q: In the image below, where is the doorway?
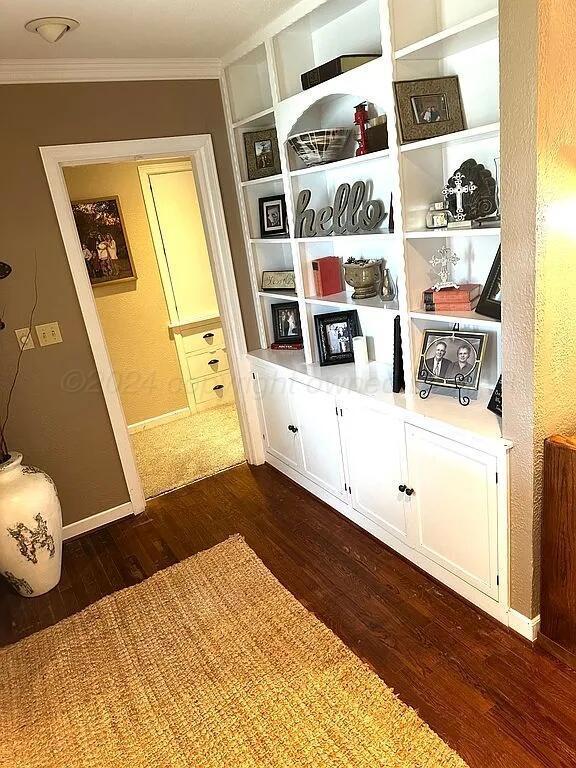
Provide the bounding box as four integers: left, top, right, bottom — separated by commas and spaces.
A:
42, 135, 262, 515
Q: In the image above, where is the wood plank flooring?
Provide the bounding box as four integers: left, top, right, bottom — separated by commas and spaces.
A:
1, 462, 575, 768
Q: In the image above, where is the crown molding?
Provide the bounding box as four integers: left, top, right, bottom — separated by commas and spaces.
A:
0, 58, 223, 84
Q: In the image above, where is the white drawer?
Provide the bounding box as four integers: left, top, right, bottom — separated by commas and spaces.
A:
193, 372, 233, 405
182, 326, 224, 354
187, 349, 229, 380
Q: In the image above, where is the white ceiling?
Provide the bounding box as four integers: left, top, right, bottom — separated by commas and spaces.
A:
0, 0, 289, 59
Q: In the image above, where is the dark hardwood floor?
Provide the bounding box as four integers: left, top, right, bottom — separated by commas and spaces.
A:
2, 462, 575, 767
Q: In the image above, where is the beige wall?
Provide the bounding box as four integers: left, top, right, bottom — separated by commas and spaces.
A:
63, 161, 188, 426
0, 80, 258, 526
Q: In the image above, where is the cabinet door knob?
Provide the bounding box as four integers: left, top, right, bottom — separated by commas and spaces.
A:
398, 484, 406, 493
405, 488, 414, 497
212, 384, 224, 391
288, 424, 298, 433
208, 359, 219, 365
203, 332, 215, 339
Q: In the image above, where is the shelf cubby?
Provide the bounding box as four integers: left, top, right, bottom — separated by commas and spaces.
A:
225, 45, 273, 124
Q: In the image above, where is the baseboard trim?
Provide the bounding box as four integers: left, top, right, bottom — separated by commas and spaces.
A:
63, 501, 134, 540
507, 609, 541, 642
128, 407, 190, 434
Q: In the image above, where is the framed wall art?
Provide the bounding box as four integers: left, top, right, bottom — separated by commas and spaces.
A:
243, 129, 281, 180
393, 76, 465, 144
416, 330, 487, 391
259, 194, 289, 238
71, 196, 137, 287
271, 301, 303, 344
476, 246, 501, 320
261, 270, 296, 292
314, 310, 361, 366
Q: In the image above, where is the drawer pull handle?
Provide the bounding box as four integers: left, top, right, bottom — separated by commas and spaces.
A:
405, 488, 414, 497
398, 484, 406, 493
208, 359, 219, 365
287, 424, 298, 433
212, 384, 224, 391
203, 332, 215, 339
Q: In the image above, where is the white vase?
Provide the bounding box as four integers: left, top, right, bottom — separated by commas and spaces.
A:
0, 452, 62, 597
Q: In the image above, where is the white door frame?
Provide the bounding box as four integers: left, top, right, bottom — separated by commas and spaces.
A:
41, 134, 262, 515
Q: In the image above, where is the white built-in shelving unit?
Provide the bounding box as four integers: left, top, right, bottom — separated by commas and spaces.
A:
221, 0, 502, 442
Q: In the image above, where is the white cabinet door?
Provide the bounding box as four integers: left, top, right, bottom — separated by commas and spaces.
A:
404, 424, 499, 599
341, 404, 411, 543
290, 380, 345, 498
255, 370, 299, 470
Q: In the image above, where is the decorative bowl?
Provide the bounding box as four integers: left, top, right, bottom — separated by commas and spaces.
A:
288, 128, 352, 168
343, 259, 383, 300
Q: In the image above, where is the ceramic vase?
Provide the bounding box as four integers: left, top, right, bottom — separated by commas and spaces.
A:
0, 452, 62, 597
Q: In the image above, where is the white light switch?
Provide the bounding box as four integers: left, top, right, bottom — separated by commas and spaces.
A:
14, 328, 35, 350
36, 322, 63, 347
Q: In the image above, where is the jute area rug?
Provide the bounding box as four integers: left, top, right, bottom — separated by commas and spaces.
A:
1, 536, 467, 767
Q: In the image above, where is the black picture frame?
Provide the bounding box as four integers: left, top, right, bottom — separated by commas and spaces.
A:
393, 76, 465, 144
259, 194, 289, 238
487, 376, 503, 417
416, 329, 487, 391
271, 301, 302, 344
314, 311, 361, 367
243, 129, 281, 181
476, 246, 501, 321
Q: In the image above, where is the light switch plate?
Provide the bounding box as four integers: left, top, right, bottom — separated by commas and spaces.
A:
36, 322, 63, 347
14, 327, 35, 350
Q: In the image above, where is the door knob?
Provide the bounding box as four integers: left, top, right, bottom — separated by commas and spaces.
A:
398, 484, 406, 493
405, 488, 414, 497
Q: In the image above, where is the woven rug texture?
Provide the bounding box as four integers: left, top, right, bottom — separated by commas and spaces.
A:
1, 535, 468, 767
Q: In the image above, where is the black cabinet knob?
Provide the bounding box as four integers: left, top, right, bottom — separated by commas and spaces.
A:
203, 332, 215, 339
405, 488, 414, 497
398, 484, 406, 493
288, 425, 299, 433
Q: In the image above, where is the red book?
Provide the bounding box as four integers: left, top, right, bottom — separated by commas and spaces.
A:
431, 283, 482, 301
312, 257, 342, 297
425, 300, 479, 312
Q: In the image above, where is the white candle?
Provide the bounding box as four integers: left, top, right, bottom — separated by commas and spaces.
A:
352, 336, 368, 367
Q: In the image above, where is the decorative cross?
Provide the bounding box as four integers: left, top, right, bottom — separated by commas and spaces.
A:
430, 246, 460, 291
443, 171, 477, 221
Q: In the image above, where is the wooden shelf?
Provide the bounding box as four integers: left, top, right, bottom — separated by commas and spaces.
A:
290, 149, 391, 178
258, 290, 298, 301
400, 123, 500, 153
405, 228, 501, 240
409, 310, 501, 329
306, 292, 398, 313
232, 106, 275, 130
394, 9, 499, 61
241, 174, 284, 189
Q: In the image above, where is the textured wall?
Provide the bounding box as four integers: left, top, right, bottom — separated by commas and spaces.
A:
500, 0, 540, 617
0, 80, 257, 526
64, 162, 188, 426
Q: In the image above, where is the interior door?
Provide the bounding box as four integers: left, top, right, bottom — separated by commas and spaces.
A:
341, 404, 411, 543
255, 369, 299, 470
290, 380, 345, 498
404, 424, 499, 599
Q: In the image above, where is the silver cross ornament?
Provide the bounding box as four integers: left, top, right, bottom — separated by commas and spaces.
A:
429, 246, 460, 291
443, 171, 477, 221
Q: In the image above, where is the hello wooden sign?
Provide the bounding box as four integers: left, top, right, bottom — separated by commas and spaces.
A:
294, 181, 387, 238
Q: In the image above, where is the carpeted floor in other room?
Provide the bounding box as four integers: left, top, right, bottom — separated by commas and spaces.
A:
131, 403, 245, 499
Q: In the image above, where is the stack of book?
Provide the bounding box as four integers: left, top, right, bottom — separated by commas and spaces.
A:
423, 284, 481, 313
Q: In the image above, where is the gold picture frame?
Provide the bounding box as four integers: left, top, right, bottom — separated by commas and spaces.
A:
393, 76, 465, 144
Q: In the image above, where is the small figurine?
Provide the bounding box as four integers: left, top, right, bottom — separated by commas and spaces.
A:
353, 101, 369, 157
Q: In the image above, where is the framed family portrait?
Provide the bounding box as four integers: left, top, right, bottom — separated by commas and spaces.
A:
244, 128, 281, 180
476, 246, 501, 321
315, 310, 360, 366
259, 194, 289, 238
393, 76, 465, 143
271, 301, 302, 344
417, 330, 487, 390
71, 196, 137, 286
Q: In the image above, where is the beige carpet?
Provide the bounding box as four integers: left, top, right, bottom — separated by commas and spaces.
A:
1, 536, 467, 768
132, 403, 245, 498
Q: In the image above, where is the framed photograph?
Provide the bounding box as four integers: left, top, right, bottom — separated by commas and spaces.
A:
487, 375, 502, 417
261, 270, 296, 292
271, 301, 303, 344
393, 76, 465, 144
259, 194, 289, 238
244, 129, 281, 180
476, 246, 501, 321
315, 311, 361, 367
416, 330, 487, 391
71, 197, 137, 286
